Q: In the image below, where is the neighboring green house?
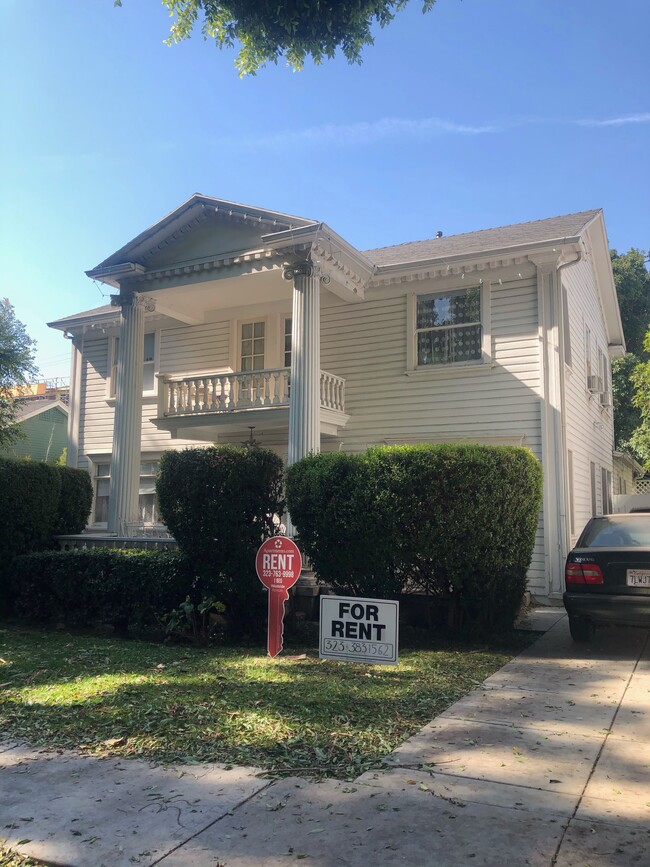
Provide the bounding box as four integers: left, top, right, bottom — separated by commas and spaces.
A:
0, 398, 68, 463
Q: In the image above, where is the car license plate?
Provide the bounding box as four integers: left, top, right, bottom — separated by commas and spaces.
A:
626, 569, 650, 587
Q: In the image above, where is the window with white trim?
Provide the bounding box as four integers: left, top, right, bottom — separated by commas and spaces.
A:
415, 286, 482, 366
92, 459, 161, 526
599, 348, 611, 407
590, 461, 597, 516
601, 467, 612, 514
585, 326, 592, 382
283, 317, 292, 369
109, 332, 157, 397
240, 321, 265, 371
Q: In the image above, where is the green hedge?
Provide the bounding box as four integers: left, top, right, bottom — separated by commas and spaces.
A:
287, 444, 543, 636
54, 465, 94, 535
0, 458, 61, 566
11, 549, 196, 633
284, 451, 403, 598
157, 446, 285, 634
0, 458, 93, 609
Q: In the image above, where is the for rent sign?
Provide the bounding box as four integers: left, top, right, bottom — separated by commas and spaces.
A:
319, 596, 399, 665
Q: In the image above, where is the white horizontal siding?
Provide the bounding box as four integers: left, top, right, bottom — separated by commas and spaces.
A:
562, 256, 615, 543
321, 275, 545, 593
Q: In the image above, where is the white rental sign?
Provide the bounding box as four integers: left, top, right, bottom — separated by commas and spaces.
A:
319, 596, 399, 665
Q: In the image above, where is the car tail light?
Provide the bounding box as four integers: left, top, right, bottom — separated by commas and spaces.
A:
565, 562, 604, 585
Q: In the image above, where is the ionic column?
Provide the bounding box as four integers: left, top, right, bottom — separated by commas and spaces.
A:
107, 292, 155, 533
284, 262, 322, 466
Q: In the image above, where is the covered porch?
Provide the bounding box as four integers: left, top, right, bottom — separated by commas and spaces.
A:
154, 366, 348, 440
74, 195, 375, 533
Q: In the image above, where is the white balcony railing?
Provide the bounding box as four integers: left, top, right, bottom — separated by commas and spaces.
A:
159, 367, 345, 417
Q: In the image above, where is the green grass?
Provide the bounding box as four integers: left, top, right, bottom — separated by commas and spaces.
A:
0, 626, 532, 780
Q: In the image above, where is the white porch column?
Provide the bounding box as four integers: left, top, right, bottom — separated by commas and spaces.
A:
107, 292, 154, 533
284, 262, 321, 465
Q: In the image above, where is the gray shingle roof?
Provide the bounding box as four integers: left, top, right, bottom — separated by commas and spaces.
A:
364, 210, 601, 267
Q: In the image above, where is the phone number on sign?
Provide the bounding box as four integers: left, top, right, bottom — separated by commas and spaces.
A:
323, 639, 394, 657
262, 570, 295, 579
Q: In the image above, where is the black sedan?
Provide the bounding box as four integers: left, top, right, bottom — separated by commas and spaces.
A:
564, 513, 650, 641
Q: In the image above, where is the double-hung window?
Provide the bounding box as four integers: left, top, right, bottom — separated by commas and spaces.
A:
110, 332, 157, 397
93, 459, 161, 526
283, 317, 292, 369
416, 286, 482, 366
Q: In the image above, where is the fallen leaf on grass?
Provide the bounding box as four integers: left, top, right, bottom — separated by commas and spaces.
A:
103, 737, 127, 748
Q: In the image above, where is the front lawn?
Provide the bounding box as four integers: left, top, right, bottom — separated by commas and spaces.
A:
0, 627, 531, 779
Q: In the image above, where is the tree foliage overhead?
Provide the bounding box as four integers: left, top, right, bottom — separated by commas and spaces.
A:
115, 0, 436, 75
629, 327, 650, 467
610, 248, 650, 466
0, 299, 38, 447
611, 249, 650, 357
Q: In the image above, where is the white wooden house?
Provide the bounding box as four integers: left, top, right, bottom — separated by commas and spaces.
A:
49, 195, 625, 602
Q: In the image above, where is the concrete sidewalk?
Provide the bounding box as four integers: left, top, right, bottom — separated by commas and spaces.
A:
1, 614, 649, 866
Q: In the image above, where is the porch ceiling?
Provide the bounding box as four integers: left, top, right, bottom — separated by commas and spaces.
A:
152, 406, 347, 442
144, 268, 292, 323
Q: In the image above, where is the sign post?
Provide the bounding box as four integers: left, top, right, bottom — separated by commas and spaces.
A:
319, 595, 399, 665
256, 536, 302, 658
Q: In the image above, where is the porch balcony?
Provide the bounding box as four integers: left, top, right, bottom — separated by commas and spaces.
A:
152, 367, 349, 440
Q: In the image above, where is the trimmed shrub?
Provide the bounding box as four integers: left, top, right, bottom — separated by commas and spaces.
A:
157, 446, 285, 634
11, 548, 197, 633
285, 452, 403, 598
286, 445, 543, 636
53, 466, 93, 534
368, 445, 543, 635
0, 458, 61, 567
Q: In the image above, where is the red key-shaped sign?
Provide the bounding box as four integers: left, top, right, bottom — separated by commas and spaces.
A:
256, 537, 302, 658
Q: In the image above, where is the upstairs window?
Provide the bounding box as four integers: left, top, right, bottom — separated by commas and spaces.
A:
599, 348, 611, 407
284, 317, 292, 369
240, 321, 265, 372
416, 287, 482, 366
110, 332, 157, 397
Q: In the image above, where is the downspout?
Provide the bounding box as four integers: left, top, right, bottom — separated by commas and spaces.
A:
555, 250, 582, 567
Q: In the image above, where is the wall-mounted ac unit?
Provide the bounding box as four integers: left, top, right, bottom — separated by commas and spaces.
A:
587, 375, 602, 393
599, 392, 612, 408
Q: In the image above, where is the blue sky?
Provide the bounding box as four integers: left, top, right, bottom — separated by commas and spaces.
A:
1, 0, 648, 380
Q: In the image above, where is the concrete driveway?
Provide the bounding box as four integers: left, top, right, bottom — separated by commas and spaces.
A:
1, 614, 648, 866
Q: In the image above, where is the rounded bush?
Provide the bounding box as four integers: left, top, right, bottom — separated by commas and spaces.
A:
157, 446, 285, 633
287, 445, 543, 636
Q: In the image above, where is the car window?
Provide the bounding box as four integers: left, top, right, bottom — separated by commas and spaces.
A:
580, 517, 650, 547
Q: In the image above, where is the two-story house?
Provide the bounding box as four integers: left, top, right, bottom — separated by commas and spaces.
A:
49, 195, 625, 602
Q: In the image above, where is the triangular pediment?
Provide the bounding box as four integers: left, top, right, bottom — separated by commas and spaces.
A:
87, 194, 317, 283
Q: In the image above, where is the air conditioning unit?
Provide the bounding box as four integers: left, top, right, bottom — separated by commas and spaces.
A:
599, 391, 612, 408
587, 375, 602, 393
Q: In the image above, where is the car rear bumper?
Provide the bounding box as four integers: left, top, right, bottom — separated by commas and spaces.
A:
563, 592, 650, 627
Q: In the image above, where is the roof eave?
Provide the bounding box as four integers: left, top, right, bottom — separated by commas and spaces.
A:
373, 236, 583, 274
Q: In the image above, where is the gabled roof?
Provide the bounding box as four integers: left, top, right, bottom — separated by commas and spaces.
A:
48, 304, 114, 329
87, 194, 318, 279
16, 397, 69, 422
364, 210, 601, 267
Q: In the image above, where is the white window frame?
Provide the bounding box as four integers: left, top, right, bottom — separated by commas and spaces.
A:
407, 282, 491, 372
239, 319, 266, 373
107, 330, 160, 399
599, 347, 611, 409
283, 316, 292, 370
88, 454, 163, 530
228, 312, 290, 372
585, 325, 593, 384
